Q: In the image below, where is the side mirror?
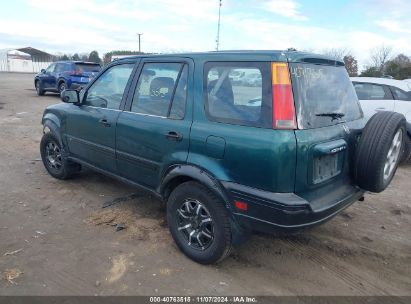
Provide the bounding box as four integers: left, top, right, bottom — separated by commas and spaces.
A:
41, 69, 46, 73
61, 89, 80, 104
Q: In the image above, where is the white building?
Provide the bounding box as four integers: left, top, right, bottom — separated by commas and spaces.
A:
0, 47, 54, 73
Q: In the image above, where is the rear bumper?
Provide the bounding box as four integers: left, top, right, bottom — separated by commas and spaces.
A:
222, 181, 364, 233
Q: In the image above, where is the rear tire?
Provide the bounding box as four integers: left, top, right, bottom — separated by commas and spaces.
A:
354, 111, 406, 193
167, 181, 232, 264
40, 132, 80, 180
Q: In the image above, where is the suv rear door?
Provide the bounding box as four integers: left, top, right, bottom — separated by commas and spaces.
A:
189, 60, 297, 193
290, 61, 365, 210
115, 58, 193, 189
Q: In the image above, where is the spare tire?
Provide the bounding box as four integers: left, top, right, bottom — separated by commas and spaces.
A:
354, 111, 406, 193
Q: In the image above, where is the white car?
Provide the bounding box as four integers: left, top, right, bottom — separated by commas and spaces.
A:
351, 77, 411, 162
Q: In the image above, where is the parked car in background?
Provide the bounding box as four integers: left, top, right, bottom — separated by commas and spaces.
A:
40, 51, 406, 264
351, 77, 411, 162
241, 72, 262, 86
34, 61, 101, 96
228, 70, 245, 84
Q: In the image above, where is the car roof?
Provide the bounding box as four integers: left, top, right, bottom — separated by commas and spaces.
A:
114, 50, 344, 66
351, 77, 411, 91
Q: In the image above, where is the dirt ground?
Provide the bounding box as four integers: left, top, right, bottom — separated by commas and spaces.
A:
0, 72, 410, 296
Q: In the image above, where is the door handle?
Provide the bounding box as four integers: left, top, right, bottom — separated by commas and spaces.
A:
99, 118, 111, 127
165, 131, 183, 141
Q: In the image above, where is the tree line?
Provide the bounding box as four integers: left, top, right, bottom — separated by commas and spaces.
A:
321, 45, 411, 80
56, 46, 411, 80
55, 50, 102, 64
55, 50, 145, 65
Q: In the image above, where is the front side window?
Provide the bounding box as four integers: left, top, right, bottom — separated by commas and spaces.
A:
84, 63, 134, 109
131, 62, 187, 118
45, 64, 55, 73
353, 82, 389, 100
204, 62, 271, 128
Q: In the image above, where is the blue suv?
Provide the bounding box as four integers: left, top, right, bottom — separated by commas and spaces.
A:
34, 61, 101, 96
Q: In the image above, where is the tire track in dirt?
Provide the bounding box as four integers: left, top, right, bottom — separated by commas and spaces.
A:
45, 268, 92, 294
283, 237, 391, 295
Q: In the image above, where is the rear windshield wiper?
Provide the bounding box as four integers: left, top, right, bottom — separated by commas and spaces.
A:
315, 112, 345, 121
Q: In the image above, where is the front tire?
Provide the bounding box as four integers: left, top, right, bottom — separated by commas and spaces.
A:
58, 82, 67, 94
40, 132, 80, 179
167, 181, 232, 264
35, 80, 45, 96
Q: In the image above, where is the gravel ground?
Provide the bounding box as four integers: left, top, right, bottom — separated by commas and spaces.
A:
0, 72, 410, 296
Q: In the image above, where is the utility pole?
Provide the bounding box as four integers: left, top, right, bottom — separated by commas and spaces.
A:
215, 0, 222, 51
137, 33, 143, 53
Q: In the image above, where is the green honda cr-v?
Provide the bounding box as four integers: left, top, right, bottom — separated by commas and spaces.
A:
40, 51, 407, 264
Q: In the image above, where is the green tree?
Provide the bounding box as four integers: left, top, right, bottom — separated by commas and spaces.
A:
88, 50, 101, 64
384, 54, 411, 79
58, 54, 69, 61
71, 53, 80, 61
360, 66, 382, 77
102, 50, 145, 65
80, 53, 88, 61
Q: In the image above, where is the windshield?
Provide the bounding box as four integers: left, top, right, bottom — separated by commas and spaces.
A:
290, 63, 362, 129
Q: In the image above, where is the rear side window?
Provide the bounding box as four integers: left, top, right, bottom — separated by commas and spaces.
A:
204, 62, 271, 128
131, 62, 188, 119
353, 82, 390, 100
54, 63, 66, 73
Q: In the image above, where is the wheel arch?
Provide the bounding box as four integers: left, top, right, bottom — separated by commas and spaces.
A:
159, 164, 247, 246
159, 164, 232, 208
57, 78, 67, 87
42, 113, 62, 145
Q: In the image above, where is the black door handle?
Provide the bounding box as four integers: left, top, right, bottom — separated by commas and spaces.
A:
99, 118, 111, 127
165, 131, 183, 141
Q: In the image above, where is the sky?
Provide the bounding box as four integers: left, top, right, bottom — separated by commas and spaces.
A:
0, 0, 410, 69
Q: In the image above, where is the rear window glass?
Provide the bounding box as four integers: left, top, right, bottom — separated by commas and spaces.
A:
204, 62, 271, 128
290, 63, 362, 129
75, 63, 101, 73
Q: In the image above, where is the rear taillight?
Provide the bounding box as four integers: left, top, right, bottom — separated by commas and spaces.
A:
271, 62, 297, 129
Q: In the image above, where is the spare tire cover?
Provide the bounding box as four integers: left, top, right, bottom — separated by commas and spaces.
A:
354, 111, 406, 193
